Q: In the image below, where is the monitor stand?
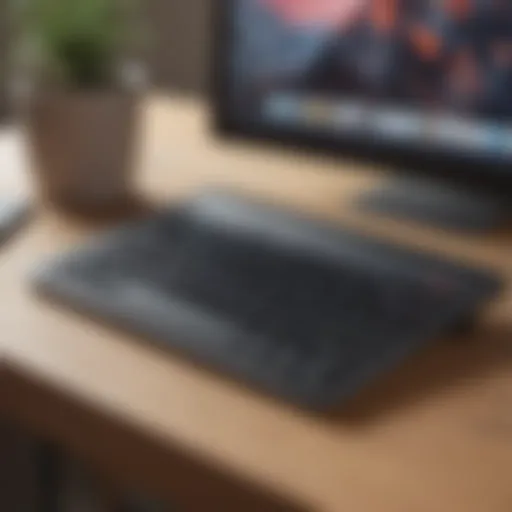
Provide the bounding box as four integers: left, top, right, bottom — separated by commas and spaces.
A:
358, 178, 510, 233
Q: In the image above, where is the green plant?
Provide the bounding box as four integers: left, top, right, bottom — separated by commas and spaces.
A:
14, 0, 143, 88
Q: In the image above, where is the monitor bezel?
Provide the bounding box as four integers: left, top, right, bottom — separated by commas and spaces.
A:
212, 0, 512, 198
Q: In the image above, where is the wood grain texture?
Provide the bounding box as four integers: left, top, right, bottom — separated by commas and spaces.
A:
1, 95, 511, 512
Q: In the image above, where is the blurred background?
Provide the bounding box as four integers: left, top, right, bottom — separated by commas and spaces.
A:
1, 1, 510, 511
0, 0, 212, 113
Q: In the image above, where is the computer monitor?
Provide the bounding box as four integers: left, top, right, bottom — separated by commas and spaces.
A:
213, 0, 512, 230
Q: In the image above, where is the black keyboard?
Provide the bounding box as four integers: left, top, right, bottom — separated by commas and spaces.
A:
33, 191, 504, 409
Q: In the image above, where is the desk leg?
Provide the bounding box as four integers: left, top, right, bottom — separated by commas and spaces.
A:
36, 442, 61, 512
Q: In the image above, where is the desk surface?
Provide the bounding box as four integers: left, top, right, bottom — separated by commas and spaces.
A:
1, 97, 512, 512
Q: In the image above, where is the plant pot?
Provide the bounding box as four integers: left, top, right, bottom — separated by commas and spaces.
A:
26, 91, 140, 215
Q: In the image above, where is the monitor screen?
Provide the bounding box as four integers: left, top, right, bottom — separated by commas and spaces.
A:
220, 0, 512, 170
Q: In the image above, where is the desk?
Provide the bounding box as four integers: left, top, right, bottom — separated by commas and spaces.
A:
1, 96, 511, 512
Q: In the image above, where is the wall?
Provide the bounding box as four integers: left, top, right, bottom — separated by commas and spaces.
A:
0, 0, 9, 118
146, 0, 212, 95
0, 0, 212, 105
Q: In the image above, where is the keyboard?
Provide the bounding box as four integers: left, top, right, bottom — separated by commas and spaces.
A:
33, 190, 504, 409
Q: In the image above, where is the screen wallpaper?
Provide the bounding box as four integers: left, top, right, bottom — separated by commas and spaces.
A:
229, 0, 512, 158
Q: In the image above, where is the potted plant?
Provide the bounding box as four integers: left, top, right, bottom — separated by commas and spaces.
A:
13, 0, 146, 214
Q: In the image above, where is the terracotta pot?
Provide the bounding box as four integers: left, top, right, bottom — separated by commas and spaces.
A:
26, 92, 140, 214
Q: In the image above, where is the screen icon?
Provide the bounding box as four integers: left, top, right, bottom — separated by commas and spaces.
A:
371, 108, 422, 141
334, 100, 367, 132
264, 93, 301, 125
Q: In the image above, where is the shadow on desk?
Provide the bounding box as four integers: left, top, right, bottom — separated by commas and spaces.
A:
335, 323, 512, 426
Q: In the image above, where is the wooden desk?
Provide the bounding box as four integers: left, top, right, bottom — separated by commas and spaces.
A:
1, 96, 511, 512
